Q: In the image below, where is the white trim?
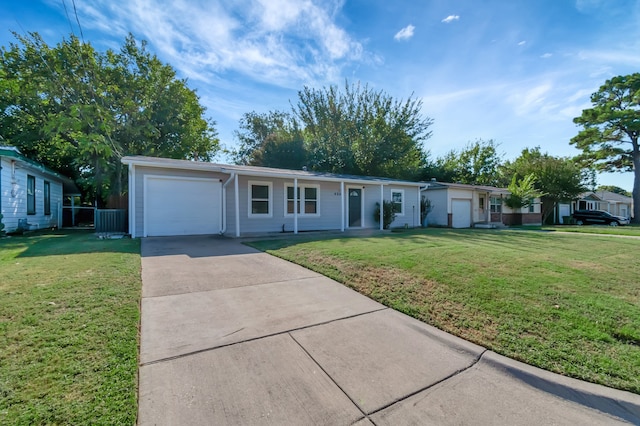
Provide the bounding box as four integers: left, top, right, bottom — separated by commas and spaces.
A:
294, 178, 298, 234
340, 181, 345, 232
284, 183, 321, 218
380, 184, 384, 230
129, 164, 136, 237
143, 174, 220, 237
248, 180, 273, 218
234, 174, 240, 237
391, 188, 405, 216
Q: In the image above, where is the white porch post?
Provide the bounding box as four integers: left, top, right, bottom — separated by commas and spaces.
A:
380, 184, 384, 230
234, 173, 240, 237
129, 164, 135, 237
294, 178, 298, 234
417, 187, 421, 227
340, 181, 345, 232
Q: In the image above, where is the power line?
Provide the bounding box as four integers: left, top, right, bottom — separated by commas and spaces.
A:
71, 0, 86, 44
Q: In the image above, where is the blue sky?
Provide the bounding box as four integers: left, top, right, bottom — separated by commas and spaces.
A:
2, 0, 639, 190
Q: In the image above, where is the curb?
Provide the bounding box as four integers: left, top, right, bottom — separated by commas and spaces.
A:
479, 351, 640, 424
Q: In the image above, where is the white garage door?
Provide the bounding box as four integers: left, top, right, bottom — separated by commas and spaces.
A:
452, 199, 472, 228
145, 176, 222, 236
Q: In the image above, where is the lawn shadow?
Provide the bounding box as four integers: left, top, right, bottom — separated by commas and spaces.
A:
4, 229, 140, 258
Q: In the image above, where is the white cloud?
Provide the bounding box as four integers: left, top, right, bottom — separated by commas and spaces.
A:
394, 24, 415, 41
72, 0, 364, 88
518, 40, 526, 46
441, 15, 460, 23
541, 53, 552, 58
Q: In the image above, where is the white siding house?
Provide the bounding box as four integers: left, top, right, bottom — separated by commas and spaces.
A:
122, 156, 424, 238
1, 146, 68, 233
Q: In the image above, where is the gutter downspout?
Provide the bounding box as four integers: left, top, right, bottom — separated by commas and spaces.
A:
220, 172, 236, 235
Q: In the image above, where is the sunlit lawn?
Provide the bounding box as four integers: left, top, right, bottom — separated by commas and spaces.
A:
250, 228, 640, 394
0, 230, 141, 425
543, 224, 640, 237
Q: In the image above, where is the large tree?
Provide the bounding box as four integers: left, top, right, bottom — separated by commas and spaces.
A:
596, 185, 632, 197
427, 139, 505, 186
504, 148, 588, 223
571, 73, 640, 222
0, 32, 219, 206
232, 110, 306, 169
293, 81, 432, 180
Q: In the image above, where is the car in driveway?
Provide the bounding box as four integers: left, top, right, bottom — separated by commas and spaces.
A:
571, 210, 630, 226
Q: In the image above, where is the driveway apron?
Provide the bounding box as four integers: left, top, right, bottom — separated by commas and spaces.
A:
138, 235, 640, 425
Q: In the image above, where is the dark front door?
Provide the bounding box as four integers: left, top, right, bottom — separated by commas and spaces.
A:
348, 188, 362, 227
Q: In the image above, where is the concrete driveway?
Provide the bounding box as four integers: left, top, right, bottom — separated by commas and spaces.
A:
138, 235, 640, 425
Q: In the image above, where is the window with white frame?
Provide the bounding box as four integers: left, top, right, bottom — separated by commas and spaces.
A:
44, 181, 51, 215
391, 189, 404, 215
248, 181, 272, 218
490, 196, 502, 213
285, 184, 319, 216
528, 198, 535, 213
27, 175, 36, 215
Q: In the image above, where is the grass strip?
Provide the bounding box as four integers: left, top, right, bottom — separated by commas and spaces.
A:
0, 230, 141, 425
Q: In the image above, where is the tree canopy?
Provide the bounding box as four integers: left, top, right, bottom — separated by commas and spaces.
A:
425, 139, 504, 186
0, 32, 219, 205
232, 81, 432, 180
503, 147, 588, 223
571, 73, 640, 222
596, 185, 632, 197
232, 110, 306, 169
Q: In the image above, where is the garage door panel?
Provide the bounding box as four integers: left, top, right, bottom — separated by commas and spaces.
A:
452, 199, 471, 228
146, 177, 221, 236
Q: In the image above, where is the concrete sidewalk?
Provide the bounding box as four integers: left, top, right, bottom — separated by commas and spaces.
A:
138, 235, 640, 425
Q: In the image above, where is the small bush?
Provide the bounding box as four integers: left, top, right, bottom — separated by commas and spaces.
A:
374, 201, 397, 229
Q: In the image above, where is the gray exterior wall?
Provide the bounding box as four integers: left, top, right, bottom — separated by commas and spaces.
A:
422, 189, 448, 226
1, 156, 63, 233
131, 165, 229, 238
131, 164, 422, 237
231, 177, 420, 235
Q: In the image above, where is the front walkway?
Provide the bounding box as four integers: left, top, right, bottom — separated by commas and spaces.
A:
137, 235, 640, 425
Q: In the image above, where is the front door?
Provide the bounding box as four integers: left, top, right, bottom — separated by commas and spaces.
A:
348, 188, 362, 227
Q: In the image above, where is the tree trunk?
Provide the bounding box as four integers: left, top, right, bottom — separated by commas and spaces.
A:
633, 136, 640, 224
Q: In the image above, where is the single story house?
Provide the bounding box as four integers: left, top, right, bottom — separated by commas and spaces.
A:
576, 190, 633, 218
555, 190, 633, 224
121, 156, 424, 238
421, 181, 542, 228
0, 146, 72, 233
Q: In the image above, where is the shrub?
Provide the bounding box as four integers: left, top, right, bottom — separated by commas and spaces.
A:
374, 200, 397, 229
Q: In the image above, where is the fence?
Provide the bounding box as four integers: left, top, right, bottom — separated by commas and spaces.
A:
95, 209, 127, 233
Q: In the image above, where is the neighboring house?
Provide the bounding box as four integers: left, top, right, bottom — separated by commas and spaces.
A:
0, 146, 72, 233
121, 156, 424, 238
555, 190, 633, 224
421, 181, 542, 228
576, 190, 633, 218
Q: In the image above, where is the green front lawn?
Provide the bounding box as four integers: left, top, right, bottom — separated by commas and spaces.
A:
250, 228, 640, 394
543, 224, 640, 237
0, 231, 141, 425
